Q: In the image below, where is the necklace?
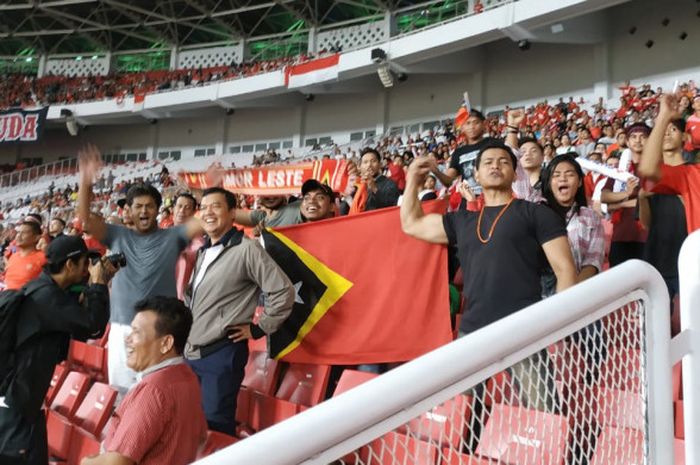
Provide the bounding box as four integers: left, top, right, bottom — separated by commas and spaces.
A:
477, 198, 514, 244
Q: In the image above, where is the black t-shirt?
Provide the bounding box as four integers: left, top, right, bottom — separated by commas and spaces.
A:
643, 194, 687, 278
449, 138, 492, 195
443, 199, 567, 335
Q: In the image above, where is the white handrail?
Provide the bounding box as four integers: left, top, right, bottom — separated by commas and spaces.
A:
193, 259, 672, 465
679, 230, 700, 465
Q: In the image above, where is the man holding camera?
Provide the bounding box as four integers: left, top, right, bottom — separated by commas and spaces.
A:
0, 236, 115, 465
78, 146, 203, 393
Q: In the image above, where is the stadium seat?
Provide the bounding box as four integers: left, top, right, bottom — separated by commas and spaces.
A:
236, 350, 280, 429
476, 404, 568, 465
590, 427, 643, 465
45, 364, 68, 407
400, 394, 473, 449
484, 371, 520, 407
73, 382, 117, 437
66, 427, 101, 465
595, 387, 644, 431
196, 430, 239, 459
675, 400, 684, 440
65, 340, 88, 372
46, 409, 73, 461
333, 369, 378, 396
440, 448, 495, 465
599, 347, 642, 392
82, 344, 107, 382
87, 323, 110, 347
50, 371, 90, 420
361, 432, 438, 465
249, 363, 331, 431
675, 438, 686, 465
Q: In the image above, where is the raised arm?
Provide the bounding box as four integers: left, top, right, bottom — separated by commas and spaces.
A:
401, 157, 448, 244
541, 236, 577, 293
505, 108, 524, 150
78, 145, 107, 242
638, 93, 681, 181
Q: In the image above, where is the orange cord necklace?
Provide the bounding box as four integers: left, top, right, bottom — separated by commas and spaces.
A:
477, 198, 514, 244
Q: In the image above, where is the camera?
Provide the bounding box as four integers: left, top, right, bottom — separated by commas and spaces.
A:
92, 252, 126, 268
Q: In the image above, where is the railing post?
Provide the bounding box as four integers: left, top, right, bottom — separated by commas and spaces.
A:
679, 230, 700, 465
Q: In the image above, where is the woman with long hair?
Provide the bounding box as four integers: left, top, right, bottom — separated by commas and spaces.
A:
540, 154, 605, 296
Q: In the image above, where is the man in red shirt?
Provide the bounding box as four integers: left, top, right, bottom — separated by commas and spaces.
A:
4, 219, 46, 290
81, 296, 207, 465
639, 93, 700, 234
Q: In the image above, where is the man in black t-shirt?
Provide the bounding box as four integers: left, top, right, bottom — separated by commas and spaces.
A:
402, 139, 576, 335
430, 110, 490, 195
401, 139, 576, 412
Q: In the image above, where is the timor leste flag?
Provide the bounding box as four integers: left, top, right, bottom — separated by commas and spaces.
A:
261, 202, 452, 365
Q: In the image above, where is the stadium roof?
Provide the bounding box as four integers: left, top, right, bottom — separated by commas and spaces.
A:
0, 0, 434, 57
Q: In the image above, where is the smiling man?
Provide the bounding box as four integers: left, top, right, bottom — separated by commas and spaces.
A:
77, 146, 203, 394
184, 187, 294, 435
81, 297, 207, 465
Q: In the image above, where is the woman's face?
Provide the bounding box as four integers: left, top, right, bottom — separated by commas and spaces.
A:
550, 161, 581, 207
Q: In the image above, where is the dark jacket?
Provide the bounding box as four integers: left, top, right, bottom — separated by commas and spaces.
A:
365, 175, 401, 211
2, 272, 109, 420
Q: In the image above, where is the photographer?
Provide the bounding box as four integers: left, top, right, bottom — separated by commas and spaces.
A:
0, 236, 116, 465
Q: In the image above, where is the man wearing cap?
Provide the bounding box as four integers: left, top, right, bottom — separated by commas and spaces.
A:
601, 122, 650, 266
235, 179, 337, 231
184, 187, 294, 435
0, 236, 114, 465
4, 218, 46, 291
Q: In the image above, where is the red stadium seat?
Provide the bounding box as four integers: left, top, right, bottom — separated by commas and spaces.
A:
675, 400, 684, 440
87, 323, 110, 347
66, 427, 101, 465
45, 364, 68, 407
249, 364, 330, 431
599, 347, 642, 392
361, 432, 438, 465
441, 448, 496, 465
196, 430, 239, 459
236, 351, 280, 428
484, 371, 519, 407
595, 387, 644, 431
675, 439, 686, 465
476, 404, 568, 465
46, 409, 73, 460
590, 427, 643, 465
50, 371, 90, 420
82, 344, 107, 382
333, 369, 378, 396
73, 382, 117, 437
400, 394, 473, 449
65, 340, 88, 372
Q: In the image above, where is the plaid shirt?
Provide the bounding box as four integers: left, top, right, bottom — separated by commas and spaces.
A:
566, 206, 605, 273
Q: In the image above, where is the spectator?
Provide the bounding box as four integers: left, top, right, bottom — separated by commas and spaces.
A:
685, 94, 700, 152
431, 110, 489, 197
48, 218, 66, 240
0, 236, 112, 465
158, 207, 173, 229
601, 123, 650, 265
512, 136, 545, 202
184, 187, 294, 435
638, 116, 687, 302
4, 219, 46, 290
575, 127, 596, 158
387, 154, 407, 192
556, 134, 575, 155
173, 192, 203, 301
78, 146, 202, 394
82, 297, 207, 465
348, 148, 400, 214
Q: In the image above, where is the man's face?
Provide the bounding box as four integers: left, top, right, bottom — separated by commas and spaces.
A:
129, 195, 158, 233
300, 189, 333, 222
125, 311, 166, 373
627, 131, 648, 154
200, 193, 234, 238
173, 196, 196, 226
65, 255, 90, 285
360, 152, 381, 179
606, 157, 620, 169
461, 116, 485, 141
474, 148, 515, 189
519, 142, 544, 170
588, 153, 603, 164
49, 219, 64, 236
616, 132, 627, 147
663, 123, 684, 152
258, 196, 285, 210
15, 224, 39, 248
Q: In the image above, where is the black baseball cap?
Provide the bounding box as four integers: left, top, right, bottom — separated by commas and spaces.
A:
301, 179, 335, 198
46, 236, 101, 265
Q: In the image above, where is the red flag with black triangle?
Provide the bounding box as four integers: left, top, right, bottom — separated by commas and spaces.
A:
261, 202, 452, 365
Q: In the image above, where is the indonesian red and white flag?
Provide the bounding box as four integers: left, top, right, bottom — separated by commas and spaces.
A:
285, 54, 340, 89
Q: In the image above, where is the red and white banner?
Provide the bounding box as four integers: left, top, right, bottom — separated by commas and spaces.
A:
179, 159, 352, 196
0, 108, 49, 144
285, 54, 340, 89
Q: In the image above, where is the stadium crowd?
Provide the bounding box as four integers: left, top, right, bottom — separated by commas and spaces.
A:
0, 51, 341, 109
0, 77, 699, 464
